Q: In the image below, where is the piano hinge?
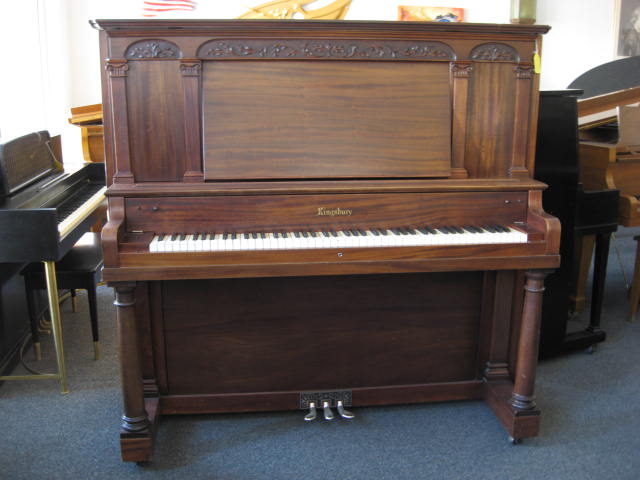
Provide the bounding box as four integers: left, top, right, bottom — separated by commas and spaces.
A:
300, 390, 352, 409
130, 230, 144, 234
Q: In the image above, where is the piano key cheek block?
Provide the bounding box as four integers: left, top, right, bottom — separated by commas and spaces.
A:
93, 19, 559, 463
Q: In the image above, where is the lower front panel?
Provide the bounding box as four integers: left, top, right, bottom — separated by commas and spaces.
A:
153, 272, 484, 400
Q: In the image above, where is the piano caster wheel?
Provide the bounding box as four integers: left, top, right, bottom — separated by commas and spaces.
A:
304, 402, 317, 422
323, 401, 335, 421
509, 436, 522, 445
337, 400, 354, 419
587, 344, 597, 355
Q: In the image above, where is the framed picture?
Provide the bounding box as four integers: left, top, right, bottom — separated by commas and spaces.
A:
615, 0, 640, 57
398, 6, 464, 22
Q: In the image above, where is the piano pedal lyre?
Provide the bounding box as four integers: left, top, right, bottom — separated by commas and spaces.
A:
300, 390, 354, 422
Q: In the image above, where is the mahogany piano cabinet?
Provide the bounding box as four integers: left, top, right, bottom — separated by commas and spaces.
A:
92, 19, 559, 463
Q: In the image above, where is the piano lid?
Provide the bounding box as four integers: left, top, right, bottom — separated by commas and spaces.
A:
568, 56, 640, 100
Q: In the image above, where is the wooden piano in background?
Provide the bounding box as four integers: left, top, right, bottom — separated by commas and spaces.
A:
68, 103, 104, 163
93, 19, 559, 462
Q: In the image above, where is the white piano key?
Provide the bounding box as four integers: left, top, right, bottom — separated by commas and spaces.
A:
58, 186, 107, 240
148, 224, 529, 253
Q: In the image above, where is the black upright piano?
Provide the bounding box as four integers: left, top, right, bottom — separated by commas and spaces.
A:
0, 131, 106, 392
534, 91, 618, 357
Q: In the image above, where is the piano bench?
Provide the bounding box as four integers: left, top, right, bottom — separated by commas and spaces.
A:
631, 235, 640, 322
22, 233, 103, 361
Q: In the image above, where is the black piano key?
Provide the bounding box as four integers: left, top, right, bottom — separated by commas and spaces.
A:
371, 229, 380, 236
344, 230, 352, 236
436, 227, 450, 234
171, 233, 178, 241
260, 232, 266, 239
322, 231, 330, 237
157, 233, 165, 241
231, 233, 237, 240
378, 228, 388, 236
252, 232, 258, 239
179, 233, 186, 241
330, 231, 338, 237
301, 231, 309, 238
294, 231, 301, 238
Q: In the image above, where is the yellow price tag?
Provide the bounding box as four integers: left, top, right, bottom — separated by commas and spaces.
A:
533, 53, 541, 74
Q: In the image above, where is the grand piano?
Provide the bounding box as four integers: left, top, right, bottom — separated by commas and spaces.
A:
0, 131, 106, 392
561, 58, 640, 321
93, 19, 560, 462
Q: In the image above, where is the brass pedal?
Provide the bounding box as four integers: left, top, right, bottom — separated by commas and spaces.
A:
337, 400, 354, 419
304, 402, 317, 422
300, 390, 354, 421
322, 401, 335, 421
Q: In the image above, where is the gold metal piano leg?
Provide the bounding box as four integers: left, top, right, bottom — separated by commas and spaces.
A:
44, 261, 69, 394
0, 261, 69, 394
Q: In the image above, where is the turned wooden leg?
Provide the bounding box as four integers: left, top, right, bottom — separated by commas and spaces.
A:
114, 283, 149, 433
511, 270, 548, 411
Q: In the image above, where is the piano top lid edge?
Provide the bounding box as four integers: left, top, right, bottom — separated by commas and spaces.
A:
105, 178, 549, 197
91, 18, 550, 37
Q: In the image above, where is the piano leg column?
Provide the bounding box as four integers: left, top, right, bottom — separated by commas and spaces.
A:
44, 261, 69, 394
113, 283, 155, 463
483, 270, 548, 441
494, 269, 549, 442
511, 270, 547, 412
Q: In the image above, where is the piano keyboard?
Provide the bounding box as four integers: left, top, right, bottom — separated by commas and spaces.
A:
149, 225, 527, 253
58, 185, 107, 239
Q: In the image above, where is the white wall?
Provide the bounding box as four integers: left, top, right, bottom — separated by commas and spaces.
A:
0, 0, 623, 162
537, 0, 617, 90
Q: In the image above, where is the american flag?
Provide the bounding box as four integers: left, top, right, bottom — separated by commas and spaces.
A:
142, 0, 198, 17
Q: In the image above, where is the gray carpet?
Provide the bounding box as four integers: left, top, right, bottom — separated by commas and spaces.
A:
1, 227, 639, 479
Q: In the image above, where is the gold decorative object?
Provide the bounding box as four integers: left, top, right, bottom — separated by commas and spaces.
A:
239, 0, 352, 20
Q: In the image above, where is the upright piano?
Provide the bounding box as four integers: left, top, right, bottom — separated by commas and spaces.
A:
534, 91, 618, 357
93, 19, 560, 462
0, 131, 106, 391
